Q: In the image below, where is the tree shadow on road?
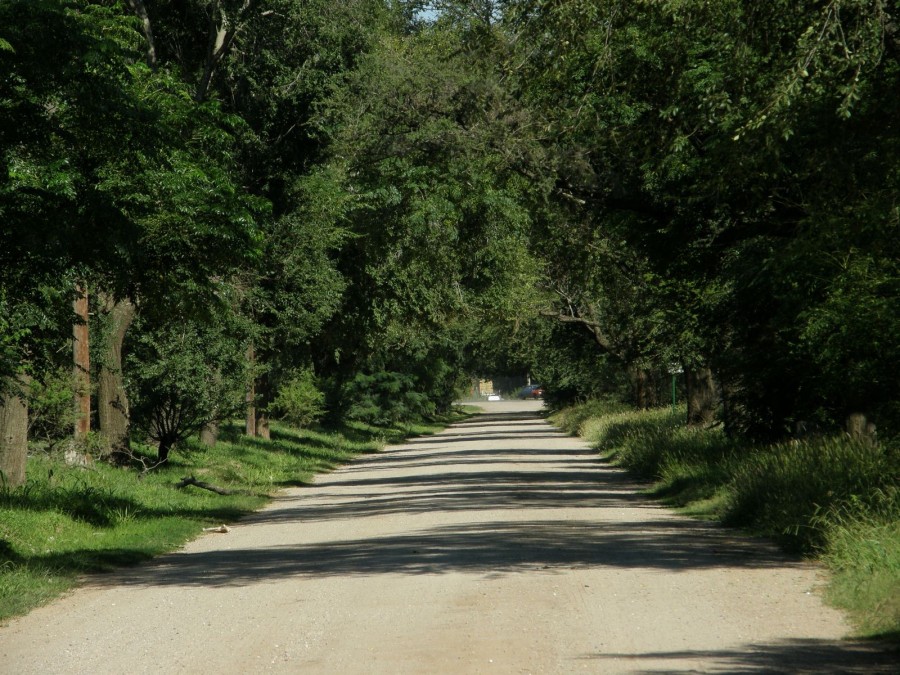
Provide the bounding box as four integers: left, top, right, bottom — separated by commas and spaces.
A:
74, 407, 898, 670
83, 407, 810, 586
91, 515, 808, 591
577, 639, 899, 673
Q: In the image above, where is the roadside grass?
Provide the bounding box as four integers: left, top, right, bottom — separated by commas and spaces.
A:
818, 488, 900, 640
551, 402, 900, 641
549, 397, 631, 435
0, 408, 470, 623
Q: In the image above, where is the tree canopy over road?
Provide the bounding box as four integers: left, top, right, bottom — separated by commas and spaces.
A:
1, 0, 898, 482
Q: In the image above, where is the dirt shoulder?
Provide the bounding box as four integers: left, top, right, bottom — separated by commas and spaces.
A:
0, 401, 895, 673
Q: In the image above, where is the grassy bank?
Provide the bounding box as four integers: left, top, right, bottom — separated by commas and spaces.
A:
0, 411, 468, 622
552, 401, 900, 641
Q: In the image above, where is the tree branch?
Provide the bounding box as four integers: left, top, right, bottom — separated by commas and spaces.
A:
124, 0, 157, 69
539, 307, 616, 354
195, 0, 257, 103
176, 475, 239, 495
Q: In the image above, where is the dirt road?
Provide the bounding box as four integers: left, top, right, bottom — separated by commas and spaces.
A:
0, 401, 895, 673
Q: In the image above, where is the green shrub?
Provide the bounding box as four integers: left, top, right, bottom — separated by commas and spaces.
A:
27, 366, 79, 447
271, 370, 326, 428
127, 317, 249, 461
344, 370, 435, 425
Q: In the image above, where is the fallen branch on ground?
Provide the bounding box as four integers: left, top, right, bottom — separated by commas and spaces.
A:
176, 475, 238, 495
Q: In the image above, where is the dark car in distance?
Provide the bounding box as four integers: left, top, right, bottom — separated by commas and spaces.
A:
517, 384, 544, 399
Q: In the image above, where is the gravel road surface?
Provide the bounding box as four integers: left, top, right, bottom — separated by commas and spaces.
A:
0, 401, 895, 673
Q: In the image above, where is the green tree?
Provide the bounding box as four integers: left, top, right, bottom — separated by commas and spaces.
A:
309, 17, 545, 418
505, 0, 899, 437
127, 307, 251, 463
1, 0, 263, 469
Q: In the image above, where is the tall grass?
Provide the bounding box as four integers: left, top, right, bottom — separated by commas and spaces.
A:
725, 438, 898, 551
550, 397, 631, 435
818, 488, 900, 639
552, 400, 900, 639
0, 411, 465, 622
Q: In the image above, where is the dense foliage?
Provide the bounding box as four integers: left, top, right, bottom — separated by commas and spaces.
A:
1, 0, 898, 480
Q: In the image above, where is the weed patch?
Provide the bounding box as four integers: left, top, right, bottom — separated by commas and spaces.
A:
819, 488, 900, 639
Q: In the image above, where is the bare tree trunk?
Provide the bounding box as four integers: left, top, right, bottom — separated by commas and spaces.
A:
245, 344, 256, 437
685, 366, 718, 426
0, 374, 30, 488
256, 410, 270, 440
97, 295, 135, 460
73, 283, 90, 438
200, 422, 219, 447
254, 371, 271, 440
847, 413, 877, 445
719, 378, 738, 438
195, 0, 256, 103
157, 438, 173, 464
629, 367, 659, 409
630, 367, 646, 408
124, 0, 157, 69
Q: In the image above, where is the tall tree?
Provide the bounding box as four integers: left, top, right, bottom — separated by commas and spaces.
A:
311, 16, 545, 415
1, 1, 263, 463
0, 374, 29, 488
505, 0, 899, 435
96, 294, 135, 459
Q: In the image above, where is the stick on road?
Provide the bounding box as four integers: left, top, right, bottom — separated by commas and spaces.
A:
0, 401, 894, 673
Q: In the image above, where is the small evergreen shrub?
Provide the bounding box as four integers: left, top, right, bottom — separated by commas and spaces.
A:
344, 371, 434, 425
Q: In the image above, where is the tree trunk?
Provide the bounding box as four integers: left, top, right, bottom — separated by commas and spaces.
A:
157, 438, 172, 464
97, 295, 135, 461
195, 0, 256, 103
629, 367, 659, 409
0, 374, 30, 489
847, 413, 876, 445
685, 366, 718, 426
719, 378, 738, 438
245, 344, 256, 437
124, 0, 157, 69
254, 371, 271, 440
200, 422, 219, 447
256, 412, 270, 440
73, 283, 90, 438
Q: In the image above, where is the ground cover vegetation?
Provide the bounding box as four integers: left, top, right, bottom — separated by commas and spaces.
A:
1, 0, 897, 635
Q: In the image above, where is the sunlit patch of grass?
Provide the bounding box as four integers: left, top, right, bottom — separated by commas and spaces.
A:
0, 562, 71, 619
550, 398, 631, 437
817, 488, 900, 641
